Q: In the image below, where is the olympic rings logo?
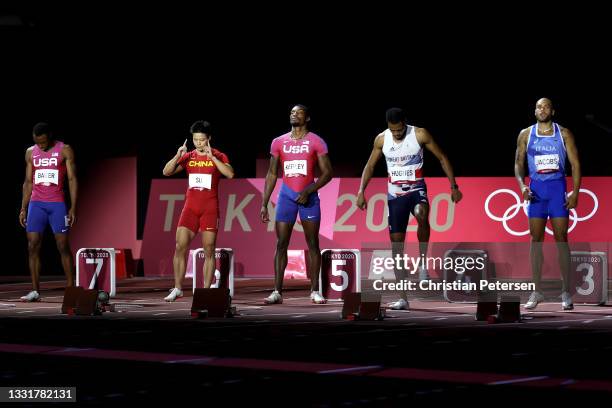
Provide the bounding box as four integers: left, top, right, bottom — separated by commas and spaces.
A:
484, 188, 598, 236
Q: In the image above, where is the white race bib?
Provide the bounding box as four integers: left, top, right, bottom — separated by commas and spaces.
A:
284, 160, 307, 177
34, 169, 59, 185
389, 165, 417, 183
535, 154, 559, 173
189, 173, 212, 190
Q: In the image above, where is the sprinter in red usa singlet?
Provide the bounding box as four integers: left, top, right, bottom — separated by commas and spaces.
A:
19, 122, 78, 302
260, 105, 333, 305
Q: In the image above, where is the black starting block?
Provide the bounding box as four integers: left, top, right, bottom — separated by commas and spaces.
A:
485, 295, 522, 324
341, 292, 385, 321
191, 288, 234, 318
75, 289, 103, 316
496, 295, 521, 323
475, 291, 498, 321
62, 287, 108, 316
61, 286, 84, 314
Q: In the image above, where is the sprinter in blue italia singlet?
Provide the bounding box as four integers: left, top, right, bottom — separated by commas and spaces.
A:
515, 98, 582, 311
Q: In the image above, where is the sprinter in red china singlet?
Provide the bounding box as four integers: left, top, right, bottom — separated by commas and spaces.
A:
162, 121, 234, 302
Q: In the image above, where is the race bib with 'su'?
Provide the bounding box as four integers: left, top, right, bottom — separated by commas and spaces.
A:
189, 173, 212, 189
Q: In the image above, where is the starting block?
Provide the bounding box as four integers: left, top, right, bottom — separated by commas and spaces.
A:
76, 248, 116, 297
443, 249, 488, 303
61, 286, 84, 314
475, 290, 499, 321
62, 287, 109, 316
487, 296, 522, 323
341, 292, 385, 321
320, 249, 361, 301
191, 288, 234, 318
187, 248, 235, 298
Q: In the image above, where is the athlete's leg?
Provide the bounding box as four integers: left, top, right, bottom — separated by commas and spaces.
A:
48, 202, 74, 287
54, 233, 74, 287
388, 195, 411, 304
200, 206, 220, 288
201, 231, 217, 288
390, 232, 408, 301
413, 202, 430, 277
271, 185, 299, 296
298, 191, 323, 297
550, 217, 570, 293
302, 220, 321, 292
25, 202, 47, 293
274, 222, 294, 293
26, 232, 43, 291
173, 226, 196, 289
529, 218, 547, 293
548, 179, 571, 295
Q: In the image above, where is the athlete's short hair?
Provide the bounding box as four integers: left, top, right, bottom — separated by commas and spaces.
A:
537, 97, 554, 109
33, 122, 51, 137
386, 108, 406, 124
190, 120, 212, 135
293, 104, 310, 118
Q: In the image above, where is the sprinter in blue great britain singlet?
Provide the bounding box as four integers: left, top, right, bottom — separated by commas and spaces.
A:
515, 98, 582, 311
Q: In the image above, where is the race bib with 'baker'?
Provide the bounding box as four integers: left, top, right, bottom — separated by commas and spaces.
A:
34, 169, 59, 185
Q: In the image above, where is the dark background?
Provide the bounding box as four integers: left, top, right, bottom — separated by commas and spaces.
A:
3, 5, 611, 276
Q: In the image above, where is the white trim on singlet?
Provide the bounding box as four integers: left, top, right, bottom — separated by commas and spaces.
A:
526, 126, 532, 148
535, 122, 556, 138
556, 123, 567, 151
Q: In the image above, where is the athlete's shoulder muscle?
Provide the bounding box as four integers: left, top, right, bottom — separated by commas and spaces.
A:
374, 132, 385, 149
518, 127, 531, 144
62, 144, 75, 158
414, 127, 431, 144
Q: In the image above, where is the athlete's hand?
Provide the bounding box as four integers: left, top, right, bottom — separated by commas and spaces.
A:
203, 140, 213, 157
296, 187, 314, 205
260, 205, 270, 223
451, 188, 463, 203
68, 208, 77, 226
19, 209, 27, 228
356, 191, 367, 210
521, 186, 532, 201
177, 139, 188, 156
565, 191, 578, 210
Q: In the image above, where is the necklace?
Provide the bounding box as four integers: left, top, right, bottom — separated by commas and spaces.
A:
538, 125, 553, 133
291, 129, 308, 140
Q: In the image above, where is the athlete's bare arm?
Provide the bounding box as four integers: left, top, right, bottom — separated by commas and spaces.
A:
356, 133, 385, 210
417, 128, 463, 203
19, 148, 34, 228
260, 155, 279, 223
514, 128, 531, 200
63, 144, 78, 226
163, 139, 187, 176
295, 154, 333, 205
561, 127, 581, 209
